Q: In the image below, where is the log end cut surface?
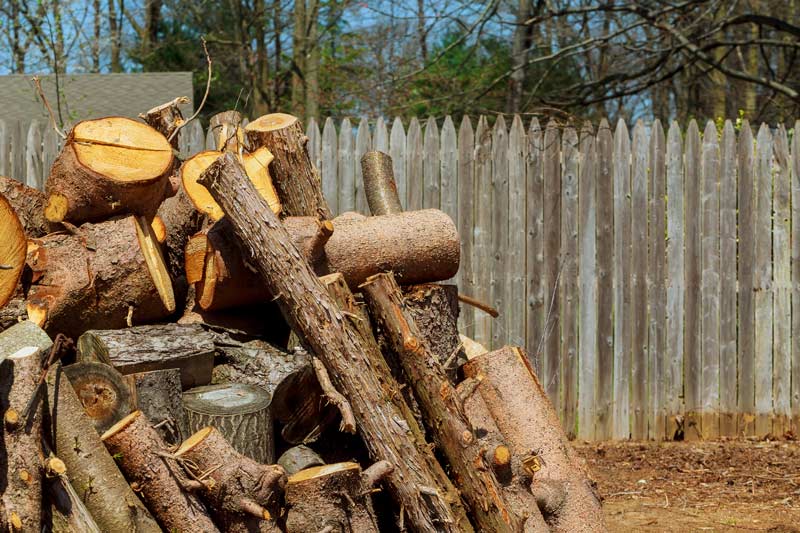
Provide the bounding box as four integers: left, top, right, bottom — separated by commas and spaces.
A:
245, 113, 297, 132
0, 193, 26, 307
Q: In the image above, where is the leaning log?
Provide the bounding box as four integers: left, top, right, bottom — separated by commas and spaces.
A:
26, 215, 175, 337
198, 152, 468, 533
361, 150, 403, 216
156, 179, 208, 281
45, 117, 174, 223
45, 364, 162, 533
175, 426, 286, 532
101, 411, 219, 533
362, 272, 549, 532
1, 346, 43, 533
0, 192, 26, 309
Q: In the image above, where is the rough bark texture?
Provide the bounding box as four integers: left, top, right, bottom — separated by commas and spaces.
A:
285, 462, 381, 533
62, 361, 133, 433
210, 111, 246, 153
198, 153, 467, 533
0, 299, 26, 334
77, 323, 215, 389
462, 346, 607, 532
46, 471, 103, 533
0, 318, 52, 357
361, 150, 403, 216
26, 216, 175, 338
183, 383, 274, 464
101, 411, 219, 533
362, 272, 548, 532
44, 364, 161, 533
45, 118, 173, 224
277, 445, 324, 476
403, 283, 466, 381
156, 181, 208, 281
0, 175, 56, 237
244, 113, 332, 218
140, 97, 187, 149
0, 346, 43, 533
126, 368, 188, 445
175, 427, 286, 532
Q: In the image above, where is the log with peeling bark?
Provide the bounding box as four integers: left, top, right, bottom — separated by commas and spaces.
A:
1, 346, 43, 533
198, 152, 469, 533
285, 462, 390, 533
140, 96, 188, 149
462, 346, 606, 532
0, 175, 58, 237
245, 113, 331, 218
26, 215, 175, 337
0, 192, 26, 309
126, 368, 188, 445
45, 117, 174, 224
277, 445, 325, 476
77, 323, 216, 389
45, 363, 162, 533
362, 272, 549, 532
62, 361, 133, 433
183, 382, 274, 463
188, 209, 460, 311
101, 411, 219, 533
210, 110, 246, 153
175, 426, 286, 532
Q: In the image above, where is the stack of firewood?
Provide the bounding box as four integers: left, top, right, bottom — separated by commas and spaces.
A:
0, 101, 606, 532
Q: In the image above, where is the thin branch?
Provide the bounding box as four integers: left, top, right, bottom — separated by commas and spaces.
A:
168, 38, 212, 143
31, 76, 66, 139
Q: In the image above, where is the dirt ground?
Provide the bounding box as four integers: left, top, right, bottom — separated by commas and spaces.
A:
574, 438, 800, 532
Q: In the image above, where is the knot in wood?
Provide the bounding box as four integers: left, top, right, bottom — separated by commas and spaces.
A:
403, 335, 420, 353
19, 469, 31, 483
4, 409, 20, 429
461, 430, 474, 446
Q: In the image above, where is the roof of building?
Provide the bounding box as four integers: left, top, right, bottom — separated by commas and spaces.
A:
0, 72, 194, 126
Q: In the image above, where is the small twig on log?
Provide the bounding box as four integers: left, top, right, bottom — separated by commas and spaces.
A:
168, 38, 212, 143
31, 76, 67, 139
311, 357, 356, 434
457, 293, 499, 318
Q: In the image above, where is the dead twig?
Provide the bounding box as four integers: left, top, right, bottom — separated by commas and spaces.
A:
168, 38, 212, 143
31, 76, 67, 140
457, 293, 499, 317
311, 357, 356, 434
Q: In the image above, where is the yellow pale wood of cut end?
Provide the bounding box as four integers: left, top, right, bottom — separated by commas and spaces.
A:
0, 193, 26, 307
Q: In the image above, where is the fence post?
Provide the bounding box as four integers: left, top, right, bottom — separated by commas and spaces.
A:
543, 120, 561, 413
792, 120, 800, 435
355, 117, 371, 214
490, 116, 509, 350
457, 117, 475, 337
322, 117, 338, 214
390, 117, 407, 209
561, 125, 578, 433
423, 117, 440, 210
473, 116, 492, 348
507, 116, 526, 351
338, 118, 355, 213
406, 117, 423, 211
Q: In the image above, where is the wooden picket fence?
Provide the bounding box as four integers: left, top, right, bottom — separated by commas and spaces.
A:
4, 114, 800, 442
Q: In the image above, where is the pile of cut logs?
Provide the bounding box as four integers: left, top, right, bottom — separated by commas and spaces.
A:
0, 101, 606, 532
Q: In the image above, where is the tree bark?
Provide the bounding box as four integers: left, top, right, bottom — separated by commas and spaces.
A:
277, 445, 324, 476
462, 346, 607, 532
209, 111, 246, 153
140, 97, 188, 149
62, 361, 132, 433
0, 299, 27, 334
361, 150, 403, 215
1, 346, 43, 533
45, 117, 173, 224
101, 411, 219, 533
26, 215, 175, 338
125, 368, 188, 445
77, 323, 216, 389
0, 175, 56, 237
0, 191, 26, 309
46, 468, 102, 533
362, 272, 548, 532
175, 426, 286, 532
44, 364, 162, 533
183, 383, 274, 464
156, 178, 208, 281
198, 152, 468, 533
245, 113, 332, 218
285, 462, 385, 533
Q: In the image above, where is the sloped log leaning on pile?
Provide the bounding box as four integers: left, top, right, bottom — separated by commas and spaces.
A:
198, 153, 469, 533
45, 364, 162, 533
45, 117, 174, 224
26, 215, 175, 337
1, 346, 43, 533
462, 347, 606, 531
101, 411, 219, 532
362, 272, 550, 532
1, 175, 55, 237
175, 426, 286, 532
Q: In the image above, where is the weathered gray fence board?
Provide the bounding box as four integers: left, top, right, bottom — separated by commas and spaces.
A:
406, 117, 423, 211
561, 126, 579, 433
25, 120, 43, 189
355, 117, 371, 214
507, 116, 526, 350
719, 121, 737, 436
793, 120, 800, 433
423, 116, 440, 210
490, 116, 509, 349
578, 123, 597, 441
457, 116, 475, 336
337, 118, 355, 212
773, 125, 791, 436
390, 117, 407, 209
630, 120, 648, 440
322, 117, 339, 214
473, 116, 493, 347
187, 120, 205, 156
41, 124, 60, 180
543, 120, 562, 414
526, 118, 545, 375
0, 120, 8, 177
440, 116, 458, 224
307, 117, 321, 175
374, 116, 388, 153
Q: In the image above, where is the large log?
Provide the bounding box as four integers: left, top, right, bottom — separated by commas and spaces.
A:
62, 361, 133, 433
156, 179, 208, 282
0, 192, 26, 309
46, 465, 102, 533
462, 347, 607, 532
45, 117, 174, 224
0, 175, 56, 237
26, 215, 175, 337
245, 113, 332, 218
45, 364, 162, 533
183, 383, 274, 464
198, 152, 469, 533
175, 426, 286, 532
125, 368, 188, 445
188, 209, 460, 311
101, 411, 219, 533
77, 323, 216, 389
362, 272, 549, 532
1, 346, 43, 533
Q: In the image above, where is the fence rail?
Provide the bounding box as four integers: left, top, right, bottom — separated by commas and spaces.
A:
3, 114, 800, 441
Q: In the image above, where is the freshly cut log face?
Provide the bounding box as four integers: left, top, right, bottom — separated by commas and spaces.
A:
63, 361, 133, 433
45, 116, 173, 223
0, 192, 26, 308
182, 150, 281, 221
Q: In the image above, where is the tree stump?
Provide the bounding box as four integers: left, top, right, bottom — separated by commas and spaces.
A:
62, 361, 132, 433
0, 191, 26, 309
126, 368, 188, 445
140, 96, 188, 149
183, 383, 274, 464
209, 110, 246, 153
175, 426, 286, 532
45, 117, 174, 224
101, 411, 219, 533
